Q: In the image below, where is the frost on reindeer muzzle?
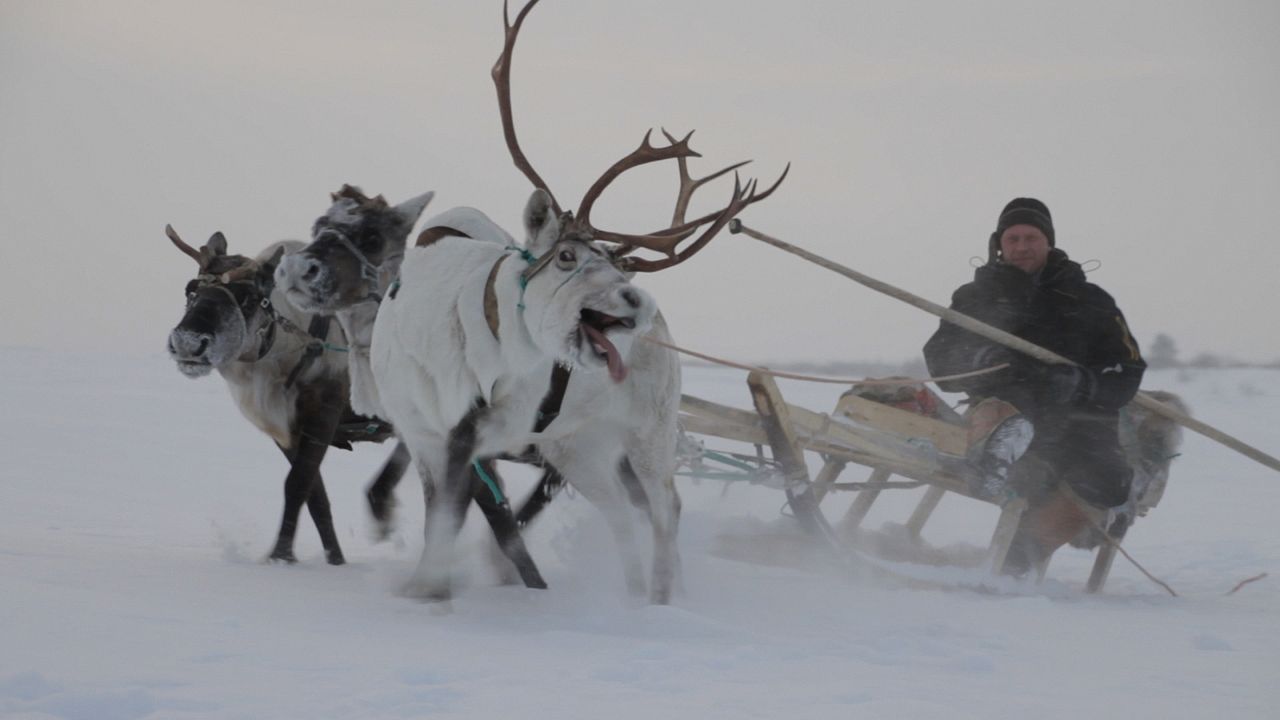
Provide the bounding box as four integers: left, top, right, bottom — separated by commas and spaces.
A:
275, 253, 336, 313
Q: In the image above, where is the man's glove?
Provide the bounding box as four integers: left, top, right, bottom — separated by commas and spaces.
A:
971, 344, 1015, 371
1038, 364, 1097, 406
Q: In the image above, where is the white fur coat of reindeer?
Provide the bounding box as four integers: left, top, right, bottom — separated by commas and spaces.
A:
369, 190, 659, 600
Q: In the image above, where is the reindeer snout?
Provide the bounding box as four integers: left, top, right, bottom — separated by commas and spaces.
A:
278, 253, 325, 287
300, 258, 322, 282
620, 288, 642, 310
614, 285, 653, 313
168, 328, 212, 360
609, 284, 656, 329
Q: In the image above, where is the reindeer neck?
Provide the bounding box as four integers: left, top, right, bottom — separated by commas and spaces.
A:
334, 303, 378, 351
489, 251, 547, 368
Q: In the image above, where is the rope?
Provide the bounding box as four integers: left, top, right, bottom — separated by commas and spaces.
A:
1073, 500, 1178, 597
641, 334, 1007, 386
509, 245, 538, 311
1225, 573, 1268, 595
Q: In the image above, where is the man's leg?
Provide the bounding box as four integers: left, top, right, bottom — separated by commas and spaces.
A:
1001, 417, 1131, 577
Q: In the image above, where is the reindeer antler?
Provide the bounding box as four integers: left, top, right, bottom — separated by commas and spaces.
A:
331, 184, 388, 210
492, 0, 560, 215
575, 129, 702, 228
601, 128, 788, 269
166, 224, 207, 268
616, 162, 790, 273
218, 262, 260, 284
166, 224, 259, 283
491, 0, 788, 272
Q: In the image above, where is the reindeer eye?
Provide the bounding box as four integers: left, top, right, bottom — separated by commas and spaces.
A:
558, 249, 576, 264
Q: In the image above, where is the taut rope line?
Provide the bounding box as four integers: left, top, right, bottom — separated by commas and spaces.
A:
641, 334, 1006, 386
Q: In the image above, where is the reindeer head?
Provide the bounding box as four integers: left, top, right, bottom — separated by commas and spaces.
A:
486, 0, 786, 380
275, 185, 434, 313
515, 189, 656, 382
165, 225, 283, 377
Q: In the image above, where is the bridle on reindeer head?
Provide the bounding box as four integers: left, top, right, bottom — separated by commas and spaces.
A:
491, 0, 789, 282
166, 224, 281, 363
167, 224, 336, 386
312, 185, 403, 304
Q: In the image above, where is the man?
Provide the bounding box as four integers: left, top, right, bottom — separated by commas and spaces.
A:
923, 198, 1146, 575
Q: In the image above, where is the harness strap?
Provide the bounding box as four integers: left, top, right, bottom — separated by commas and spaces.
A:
534, 365, 572, 433
198, 277, 278, 363
320, 228, 398, 304
416, 225, 471, 248
285, 315, 334, 389
483, 256, 507, 341
255, 308, 278, 361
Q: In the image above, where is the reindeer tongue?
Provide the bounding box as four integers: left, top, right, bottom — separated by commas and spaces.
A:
581, 324, 628, 383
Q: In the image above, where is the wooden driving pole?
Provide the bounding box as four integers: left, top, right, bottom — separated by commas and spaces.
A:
729, 220, 1280, 474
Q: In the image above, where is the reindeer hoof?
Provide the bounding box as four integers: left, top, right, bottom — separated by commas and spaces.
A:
326, 549, 347, 566
267, 548, 298, 564
399, 575, 453, 602
366, 488, 398, 541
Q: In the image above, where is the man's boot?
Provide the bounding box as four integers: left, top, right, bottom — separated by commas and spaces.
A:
965, 399, 1034, 503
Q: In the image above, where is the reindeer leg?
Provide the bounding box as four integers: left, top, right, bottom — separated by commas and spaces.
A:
513, 465, 568, 527
269, 379, 345, 565
625, 456, 682, 605
304, 479, 344, 565
617, 457, 652, 514
550, 442, 648, 598
365, 440, 411, 541
409, 407, 492, 601
470, 459, 547, 589
269, 443, 305, 564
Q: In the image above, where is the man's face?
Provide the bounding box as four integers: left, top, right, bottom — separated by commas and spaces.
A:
999, 224, 1051, 274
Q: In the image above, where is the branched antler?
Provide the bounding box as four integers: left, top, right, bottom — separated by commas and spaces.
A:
491, 0, 788, 272
575, 129, 702, 228
616, 162, 790, 273
492, 0, 559, 215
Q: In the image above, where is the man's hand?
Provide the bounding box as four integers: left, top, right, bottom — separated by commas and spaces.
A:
1039, 364, 1097, 405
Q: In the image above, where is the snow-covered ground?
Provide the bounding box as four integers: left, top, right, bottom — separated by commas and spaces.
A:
2, 347, 1277, 719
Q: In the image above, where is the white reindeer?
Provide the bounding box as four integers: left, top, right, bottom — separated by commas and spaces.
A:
365, 0, 784, 603
369, 188, 660, 601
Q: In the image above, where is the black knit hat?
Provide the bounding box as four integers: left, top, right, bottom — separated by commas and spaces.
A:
989, 197, 1054, 261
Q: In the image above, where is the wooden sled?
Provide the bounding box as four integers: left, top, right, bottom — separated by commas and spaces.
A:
678, 372, 1183, 592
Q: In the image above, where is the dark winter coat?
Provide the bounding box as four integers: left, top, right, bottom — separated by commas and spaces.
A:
922, 249, 1146, 507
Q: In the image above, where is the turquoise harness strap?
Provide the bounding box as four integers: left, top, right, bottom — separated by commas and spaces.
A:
510, 245, 540, 311
472, 460, 507, 504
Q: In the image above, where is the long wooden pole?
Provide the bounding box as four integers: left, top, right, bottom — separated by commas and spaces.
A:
729, 220, 1280, 474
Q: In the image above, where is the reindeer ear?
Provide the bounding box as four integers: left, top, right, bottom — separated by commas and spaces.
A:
393, 191, 435, 228
256, 247, 286, 293
204, 232, 229, 257
523, 189, 559, 256
261, 247, 286, 275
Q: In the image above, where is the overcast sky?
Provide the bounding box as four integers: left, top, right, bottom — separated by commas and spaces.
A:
2, 0, 1277, 366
